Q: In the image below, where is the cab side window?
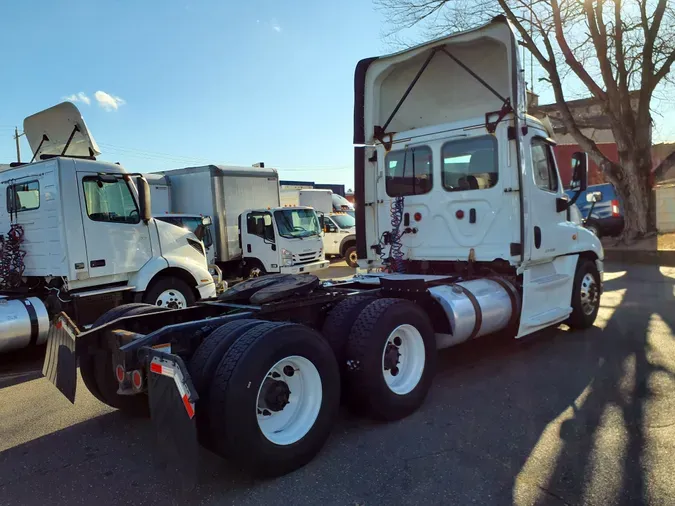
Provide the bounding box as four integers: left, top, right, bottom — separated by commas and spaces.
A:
7, 180, 40, 213
385, 145, 433, 197
247, 212, 274, 241
531, 139, 560, 193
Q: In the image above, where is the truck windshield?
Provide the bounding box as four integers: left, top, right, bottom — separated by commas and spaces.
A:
273, 209, 321, 238
331, 193, 353, 212
331, 214, 355, 229
156, 216, 213, 248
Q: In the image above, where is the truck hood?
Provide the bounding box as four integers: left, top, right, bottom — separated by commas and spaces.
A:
23, 102, 101, 160
354, 15, 526, 145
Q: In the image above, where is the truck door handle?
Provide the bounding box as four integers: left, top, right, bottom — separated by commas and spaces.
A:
469, 208, 476, 223
247, 244, 252, 253
534, 227, 541, 249
403, 213, 410, 227
90, 259, 106, 268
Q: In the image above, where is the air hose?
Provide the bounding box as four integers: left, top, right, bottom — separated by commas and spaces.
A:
0, 224, 27, 289
387, 196, 406, 273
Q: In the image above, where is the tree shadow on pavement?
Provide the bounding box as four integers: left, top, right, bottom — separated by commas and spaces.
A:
2, 264, 674, 506
519, 263, 675, 506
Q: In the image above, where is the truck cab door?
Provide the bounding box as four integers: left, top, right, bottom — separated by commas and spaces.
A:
526, 137, 573, 262
77, 173, 153, 280
322, 217, 341, 255
241, 211, 279, 272
517, 137, 578, 337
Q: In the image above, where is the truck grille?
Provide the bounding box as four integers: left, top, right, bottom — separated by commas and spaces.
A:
293, 251, 320, 265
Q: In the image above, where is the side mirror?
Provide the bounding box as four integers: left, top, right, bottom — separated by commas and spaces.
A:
570, 152, 588, 192
136, 176, 152, 223
201, 215, 212, 226
586, 191, 602, 203
558, 152, 589, 213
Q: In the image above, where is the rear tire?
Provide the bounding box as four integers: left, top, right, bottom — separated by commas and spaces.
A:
91, 304, 167, 416
143, 276, 196, 309
344, 246, 358, 268
188, 319, 265, 448
321, 295, 376, 366
208, 322, 340, 476
567, 258, 601, 330
343, 298, 437, 421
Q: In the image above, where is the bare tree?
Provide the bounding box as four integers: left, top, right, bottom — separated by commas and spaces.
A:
376, 0, 675, 240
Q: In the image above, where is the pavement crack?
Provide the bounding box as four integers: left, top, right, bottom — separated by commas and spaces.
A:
534, 484, 572, 506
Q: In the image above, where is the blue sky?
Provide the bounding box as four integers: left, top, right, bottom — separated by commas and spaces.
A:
2, 1, 674, 189
0, 0, 389, 190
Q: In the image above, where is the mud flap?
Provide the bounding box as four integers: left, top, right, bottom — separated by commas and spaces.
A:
42, 313, 80, 403
147, 350, 200, 490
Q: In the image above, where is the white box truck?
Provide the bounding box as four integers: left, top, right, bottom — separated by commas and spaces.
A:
148, 166, 329, 279
281, 188, 358, 267
0, 102, 216, 353
43, 16, 604, 481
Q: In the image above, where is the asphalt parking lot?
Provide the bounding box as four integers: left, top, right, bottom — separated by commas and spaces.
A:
1, 261, 674, 506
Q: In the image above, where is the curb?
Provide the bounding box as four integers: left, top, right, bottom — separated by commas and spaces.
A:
604, 248, 675, 267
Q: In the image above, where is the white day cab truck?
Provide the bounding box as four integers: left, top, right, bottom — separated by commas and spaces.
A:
145, 166, 328, 280
281, 188, 358, 267
0, 103, 217, 353
43, 16, 602, 482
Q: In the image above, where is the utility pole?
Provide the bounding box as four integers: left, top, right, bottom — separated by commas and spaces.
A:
13, 127, 25, 163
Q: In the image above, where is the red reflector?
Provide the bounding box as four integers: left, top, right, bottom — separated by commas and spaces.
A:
611, 199, 620, 217
182, 394, 195, 419
115, 365, 125, 383
150, 362, 162, 374
413, 212, 422, 222
132, 370, 143, 389
55, 320, 63, 329
456, 210, 465, 219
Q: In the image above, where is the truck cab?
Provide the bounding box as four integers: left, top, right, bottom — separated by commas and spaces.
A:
0, 103, 216, 352
239, 206, 329, 277
281, 188, 359, 267
354, 15, 603, 338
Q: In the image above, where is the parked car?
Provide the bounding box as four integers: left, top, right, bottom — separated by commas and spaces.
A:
565, 183, 624, 238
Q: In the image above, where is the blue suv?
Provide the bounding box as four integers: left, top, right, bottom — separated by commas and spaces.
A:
565, 183, 624, 238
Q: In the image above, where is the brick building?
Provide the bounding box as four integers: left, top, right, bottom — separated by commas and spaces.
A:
528, 91, 641, 186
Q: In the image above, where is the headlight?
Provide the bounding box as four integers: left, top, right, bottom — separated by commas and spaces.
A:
281, 248, 293, 266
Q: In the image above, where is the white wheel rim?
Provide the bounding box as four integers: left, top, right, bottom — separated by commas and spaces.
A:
381, 324, 426, 395
155, 289, 187, 309
256, 355, 323, 446
580, 272, 599, 316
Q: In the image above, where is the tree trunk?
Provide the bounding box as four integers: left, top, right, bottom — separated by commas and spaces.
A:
608, 156, 653, 241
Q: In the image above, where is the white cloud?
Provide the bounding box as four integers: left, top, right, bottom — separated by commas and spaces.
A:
63, 92, 91, 105
271, 19, 281, 32
95, 91, 126, 111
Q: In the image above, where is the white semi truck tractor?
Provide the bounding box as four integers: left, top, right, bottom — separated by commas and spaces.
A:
0, 103, 216, 353
43, 16, 602, 481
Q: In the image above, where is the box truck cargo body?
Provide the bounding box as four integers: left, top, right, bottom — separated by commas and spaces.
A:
149, 165, 328, 278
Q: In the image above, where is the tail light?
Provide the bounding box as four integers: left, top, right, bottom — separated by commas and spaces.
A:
115, 364, 125, 383
611, 199, 620, 217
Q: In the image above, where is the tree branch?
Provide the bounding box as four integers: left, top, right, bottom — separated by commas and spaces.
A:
549, 0, 606, 100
